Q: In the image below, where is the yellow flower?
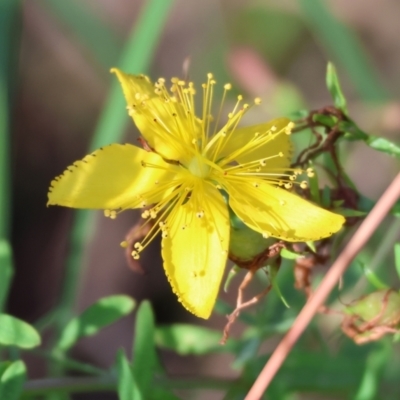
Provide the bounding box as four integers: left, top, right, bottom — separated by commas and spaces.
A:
48, 69, 345, 319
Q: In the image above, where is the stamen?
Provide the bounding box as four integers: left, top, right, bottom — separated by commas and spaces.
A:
300, 181, 308, 189
307, 168, 315, 177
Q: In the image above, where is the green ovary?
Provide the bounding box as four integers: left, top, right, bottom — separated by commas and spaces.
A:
187, 155, 211, 178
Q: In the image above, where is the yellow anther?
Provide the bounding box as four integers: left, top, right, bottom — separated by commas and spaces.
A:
270, 125, 277, 132
120, 241, 128, 248
196, 210, 205, 218
285, 122, 295, 135
131, 251, 140, 260
254, 97, 262, 105
141, 210, 150, 219
104, 209, 111, 217
262, 232, 269, 239
150, 210, 157, 219
110, 211, 117, 219
260, 159, 266, 167
284, 182, 293, 189
207, 73, 213, 79
224, 83, 232, 90
307, 168, 315, 178
278, 152, 284, 157
134, 242, 143, 251
300, 181, 308, 189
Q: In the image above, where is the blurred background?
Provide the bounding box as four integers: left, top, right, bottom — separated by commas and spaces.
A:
3, 0, 400, 398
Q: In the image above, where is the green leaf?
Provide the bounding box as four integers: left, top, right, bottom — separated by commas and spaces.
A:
300, 0, 389, 101
57, 295, 135, 350
224, 264, 241, 292
312, 113, 337, 128
0, 240, 13, 311
42, 0, 121, 68
366, 135, 400, 159
280, 248, 303, 260
339, 120, 368, 141
354, 343, 390, 400
0, 314, 41, 349
116, 349, 143, 400
306, 241, 316, 253
132, 301, 161, 396
0, 360, 27, 400
333, 208, 367, 217
155, 324, 232, 355
359, 263, 389, 290
394, 243, 400, 281
326, 62, 348, 113
269, 265, 290, 309
321, 186, 331, 208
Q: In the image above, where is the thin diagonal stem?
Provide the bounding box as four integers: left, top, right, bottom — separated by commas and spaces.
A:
245, 171, 400, 400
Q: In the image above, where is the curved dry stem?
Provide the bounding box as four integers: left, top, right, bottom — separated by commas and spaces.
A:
245, 171, 400, 400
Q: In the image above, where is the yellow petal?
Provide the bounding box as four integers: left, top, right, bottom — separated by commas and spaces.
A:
111, 68, 202, 164
161, 181, 230, 318
48, 144, 171, 210
218, 118, 293, 169
226, 179, 345, 242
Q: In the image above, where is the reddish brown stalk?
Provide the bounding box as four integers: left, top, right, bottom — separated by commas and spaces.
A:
245, 171, 400, 400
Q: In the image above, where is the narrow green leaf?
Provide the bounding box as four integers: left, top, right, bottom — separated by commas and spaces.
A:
366, 135, 400, 159
300, 0, 389, 101
155, 324, 232, 355
269, 266, 290, 309
394, 243, 400, 281
326, 62, 348, 113
354, 343, 390, 400
312, 113, 337, 128
321, 186, 331, 208
42, 0, 121, 68
0, 360, 26, 400
333, 208, 367, 217
223, 264, 241, 292
340, 120, 368, 141
0, 240, 13, 311
0, 314, 41, 349
55, 0, 174, 338
0, 362, 10, 378
57, 295, 135, 351
116, 349, 142, 400
306, 241, 316, 253
132, 301, 162, 396
359, 263, 389, 290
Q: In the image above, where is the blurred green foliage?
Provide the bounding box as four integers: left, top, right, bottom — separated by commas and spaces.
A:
2, 0, 400, 399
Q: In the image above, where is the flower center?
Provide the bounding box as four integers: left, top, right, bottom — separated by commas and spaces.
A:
188, 155, 211, 178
